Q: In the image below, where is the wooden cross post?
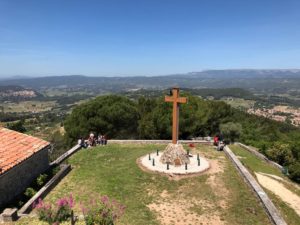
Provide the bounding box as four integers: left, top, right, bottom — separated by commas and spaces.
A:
165, 87, 187, 144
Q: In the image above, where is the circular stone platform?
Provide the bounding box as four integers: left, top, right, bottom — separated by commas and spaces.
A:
139, 152, 210, 175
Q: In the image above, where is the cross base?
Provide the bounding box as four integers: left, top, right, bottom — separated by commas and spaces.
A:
160, 143, 190, 166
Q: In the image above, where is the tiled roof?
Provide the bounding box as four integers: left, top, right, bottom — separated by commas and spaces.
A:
0, 127, 50, 175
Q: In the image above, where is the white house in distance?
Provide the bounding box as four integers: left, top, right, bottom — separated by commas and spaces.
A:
0, 127, 50, 209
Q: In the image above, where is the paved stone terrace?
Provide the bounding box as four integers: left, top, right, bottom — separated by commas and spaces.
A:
139, 151, 210, 175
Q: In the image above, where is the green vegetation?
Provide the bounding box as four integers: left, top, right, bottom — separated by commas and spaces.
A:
229, 145, 300, 225
65, 95, 139, 140
63, 94, 300, 182
222, 97, 255, 110
6, 120, 26, 133
220, 122, 242, 143
264, 141, 300, 183
39, 144, 271, 225
64, 94, 234, 141
48, 131, 71, 162
230, 145, 283, 176
1, 85, 299, 182
64, 94, 300, 144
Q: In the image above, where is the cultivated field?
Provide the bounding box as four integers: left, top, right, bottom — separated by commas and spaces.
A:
0, 101, 57, 113
221, 97, 255, 109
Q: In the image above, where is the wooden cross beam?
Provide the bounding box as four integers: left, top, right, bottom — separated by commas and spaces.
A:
165, 87, 187, 144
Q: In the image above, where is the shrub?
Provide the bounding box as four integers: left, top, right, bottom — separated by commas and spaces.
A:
6, 120, 26, 133
81, 195, 125, 225
288, 162, 300, 183
266, 142, 294, 166
34, 199, 53, 224
37, 174, 48, 187
24, 187, 37, 198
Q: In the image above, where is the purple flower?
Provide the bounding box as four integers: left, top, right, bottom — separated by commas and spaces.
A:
56, 197, 67, 207
80, 202, 88, 215
100, 195, 109, 204
68, 194, 74, 208
80, 194, 126, 223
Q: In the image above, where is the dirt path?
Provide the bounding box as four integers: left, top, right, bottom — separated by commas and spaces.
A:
255, 172, 300, 216
148, 198, 225, 225
147, 157, 227, 225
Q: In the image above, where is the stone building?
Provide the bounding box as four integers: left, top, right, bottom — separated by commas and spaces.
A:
0, 127, 50, 209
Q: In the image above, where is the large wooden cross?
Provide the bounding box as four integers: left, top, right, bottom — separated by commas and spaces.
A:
165, 87, 187, 144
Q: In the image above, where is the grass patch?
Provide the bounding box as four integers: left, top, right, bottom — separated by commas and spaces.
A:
18, 144, 272, 225
229, 144, 300, 225
229, 145, 283, 176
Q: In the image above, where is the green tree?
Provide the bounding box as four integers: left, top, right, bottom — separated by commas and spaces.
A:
6, 120, 26, 133
48, 131, 67, 161
288, 162, 300, 183
138, 114, 157, 139
220, 122, 242, 143
266, 142, 294, 166
64, 95, 139, 141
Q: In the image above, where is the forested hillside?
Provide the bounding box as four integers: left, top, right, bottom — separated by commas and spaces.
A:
64, 94, 300, 182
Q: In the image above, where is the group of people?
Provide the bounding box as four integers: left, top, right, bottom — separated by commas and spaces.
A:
78, 133, 107, 148
213, 134, 225, 151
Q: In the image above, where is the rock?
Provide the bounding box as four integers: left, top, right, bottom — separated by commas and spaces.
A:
160, 143, 190, 165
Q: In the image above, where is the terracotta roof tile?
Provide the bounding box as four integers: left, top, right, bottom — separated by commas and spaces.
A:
0, 127, 50, 174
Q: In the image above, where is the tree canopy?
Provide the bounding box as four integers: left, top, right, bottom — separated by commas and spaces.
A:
63, 94, 300, 182
64, 95, 139, 139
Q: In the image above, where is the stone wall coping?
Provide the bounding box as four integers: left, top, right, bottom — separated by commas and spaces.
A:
50, 144, 81, 166
224, 145, 287, 225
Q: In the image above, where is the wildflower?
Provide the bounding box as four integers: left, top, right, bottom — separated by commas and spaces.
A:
82, 194, 125, 225
100, 195, 109, 204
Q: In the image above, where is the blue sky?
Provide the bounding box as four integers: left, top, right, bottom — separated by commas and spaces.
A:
0, 0, 300, 77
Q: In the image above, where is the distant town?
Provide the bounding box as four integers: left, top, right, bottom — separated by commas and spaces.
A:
248, 106, 300, 126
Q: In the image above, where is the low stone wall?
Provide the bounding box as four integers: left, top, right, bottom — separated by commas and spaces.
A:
224, 146, 287, 225
18, 164, 71, 214
0, 147, 49, 209
235, 142, 283, 171
50, 144, 81, 166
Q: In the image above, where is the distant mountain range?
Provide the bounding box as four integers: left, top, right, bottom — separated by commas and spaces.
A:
1, 69, 300, 94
